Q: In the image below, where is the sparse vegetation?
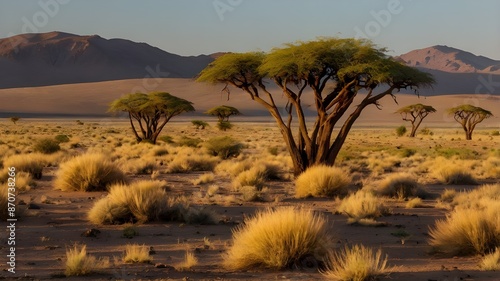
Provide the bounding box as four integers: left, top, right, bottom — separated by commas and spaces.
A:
479, 248, 500, 271
295, 165, 351, 198
205, 136, 243, 159
176, 250, 198, 271
191, 120, 209, 129
123, 244, 152, 263
374, 173, 428, 199
395, 125, 407, 137
33, 138, 60, 154
337, 191, 388, 225
64, 244, 108, 276
448, 104, 493, 140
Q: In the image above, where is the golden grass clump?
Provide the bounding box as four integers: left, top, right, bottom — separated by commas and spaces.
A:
123, 244, 153, 263
430, 157, 477, 185
481, 157, 500, 179
405, 197, 424, 208
337, 191, 388, 224
214, 159, 252, 178
479, 248, 500, 271
428, 204, 500, 256
223, 207, 331, 270
0, 184, 10, 220
443, 184, 500, 210
65, 244, 108, 277
176, 250, 198, 271
2, 153, 48, 179
88, 180, 170, 224
192, 173, 215, 185
55, 153, 127, 191
167, 153, 219, 173
374, 173, 427, 199
322, 244, 390, 281
295, 165, 351, 198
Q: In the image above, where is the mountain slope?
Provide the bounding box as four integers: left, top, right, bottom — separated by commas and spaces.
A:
0, 32, 215, 89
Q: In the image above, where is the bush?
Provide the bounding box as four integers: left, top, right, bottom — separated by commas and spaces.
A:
33, 138, 60, 154
433, 166, 477, 185
55, 134, 70, 143
176, 250, 198, 271
167, 154, 219, 173
232, 165, 268, 190
337, 191, 388, 224
479, 248, 500, 271
491, 130, 500, 136
205, 136, 243, 159
177, 136, 203, 147
295, 165, 351, 198
223, 207, 331, 270
322, 244, 390, 280
65, 244, 108, 277
420, 127, 432, 135
395, 125, 407, 137
429, 205, 500, 256
191, 120, 209, 129
55, 153, 127, 191
374, 173, 428, 199
158, 135, 174, 144
123, 244, 152, 263
217, 121, 233, 131
2, 153, 47, 179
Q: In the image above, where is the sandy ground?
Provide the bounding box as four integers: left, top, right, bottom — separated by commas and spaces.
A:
0, 121, 498, 280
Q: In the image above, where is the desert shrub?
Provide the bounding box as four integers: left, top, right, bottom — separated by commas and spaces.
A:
123, 244, 152, 263
429, 205, 500, 256
482, 157, 500, 179
65, 244, 108, 277
491, 130, 500, 136
158, 135, 174, 144
322, 244, 390, 281
87, 180, 169, 224
232, 165, 268, 190
432, 165, 477, 185
192, 173, 215, 185
267, 146, 279, 156
214, 159, 252, 178
479, 248, 500, 271
405, 197, 424, 208
400, 148, 417, 158
2, 153, 47, 179
177, 136, 203, 147
153, 147, 169, 156
120, 158, 156, 175
180, 206, 219, 225
240, 185, 266, 202
205, 136, 243, 159
374, 173, 428, 199
337, 191, 388, 224
55, 153, 127, 191
33, 138, 60, 154
420, 127, 432, 135
295, 165, 351, 198
223, 207, 331, 270
445, 184, 500, 210
191, 120, 208, 129
217, 121, 233, 131
176, 250, 198, 271
55, 134, 70, 143
395, 125, 407, 137
167, 154, 218, 173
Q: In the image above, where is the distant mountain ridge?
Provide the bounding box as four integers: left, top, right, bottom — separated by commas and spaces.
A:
395, 45, 500, 74
0, 31, 217, 88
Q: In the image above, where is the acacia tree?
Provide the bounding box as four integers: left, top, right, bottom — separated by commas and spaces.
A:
10, 117, 20, 124
448, 104, 493, 140
109, 92, 194, 144
197, 38, 434, 175
396, 104, 436, 137
205, 105, 240, 122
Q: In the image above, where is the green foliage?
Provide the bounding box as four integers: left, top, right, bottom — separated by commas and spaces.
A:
33, 138, 60, 154
397, 103, 436, 114
177, 136, 202, 147
205, 105, 240, 122
395, 125, 407, 137
420, 127, 432, 135
217, 121, 233, 131
55, 134, 70, 143
205, 136, 243, 159
191, 120, 208, 129
109, 92, 195, 144
158, 135, 174, 144
448, 104, 493, 140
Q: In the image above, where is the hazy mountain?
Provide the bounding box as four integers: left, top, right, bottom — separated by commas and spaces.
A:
0, 31, 215, 89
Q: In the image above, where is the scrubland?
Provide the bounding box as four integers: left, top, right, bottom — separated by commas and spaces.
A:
0, 119, 499, 280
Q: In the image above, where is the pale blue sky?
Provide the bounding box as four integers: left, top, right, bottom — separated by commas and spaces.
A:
1, 0, 499, 59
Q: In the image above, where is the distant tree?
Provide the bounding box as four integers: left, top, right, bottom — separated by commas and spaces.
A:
396, 104, 436, 137
109, 92, 194, 144
205, 105, 240, 122
197, 38, 434, 175
448, 104, 493, 140
10, 117, 20, 124
217, 121, 233, 131
191, 120, 209, 129
396, 125, 407, 137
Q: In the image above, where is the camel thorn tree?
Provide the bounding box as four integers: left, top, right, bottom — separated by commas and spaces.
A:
448, 104, 493, 140
109, 92, 194, 144
197, 38, 434, 175
396, 104, 436, 137
205, 105, 240, 122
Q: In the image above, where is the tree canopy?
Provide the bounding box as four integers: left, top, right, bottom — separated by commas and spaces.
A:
448, 104, 493, 140
198, 38, 434, 175
205, 105, 240, 122
396, 104, 436, 137
109, 92, 194, 144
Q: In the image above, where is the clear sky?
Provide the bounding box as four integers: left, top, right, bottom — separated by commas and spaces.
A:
1, 0, 499, 59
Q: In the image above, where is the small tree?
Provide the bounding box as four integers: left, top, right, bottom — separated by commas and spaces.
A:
396, 104, 436, 137
191, 120, 208, 129
205, 105, 240, 122
10, 117, 20, 124
109, 92, 194, 144
448, 105, 493, 140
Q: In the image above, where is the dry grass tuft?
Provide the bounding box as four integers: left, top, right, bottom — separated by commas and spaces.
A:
405, 197, 424, 208
223, 207, 331, 270
374, 173, 428, 199
337, 191, 388, 224
176, 250, 198, 271
479, 248, 500, 271
123, 244, 153, 263
2, 153, 48, 179
430, 157, 478, 185
322, 244, 390, 281
295, 165, 351, 198
55, 153, 127, 191
65, 244, 108, 276
192, 173, 215, 185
